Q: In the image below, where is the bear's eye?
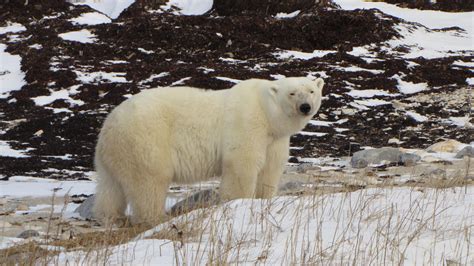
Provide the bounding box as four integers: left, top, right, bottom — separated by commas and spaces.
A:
289, 93, 295, 96
310, 90, 314, 94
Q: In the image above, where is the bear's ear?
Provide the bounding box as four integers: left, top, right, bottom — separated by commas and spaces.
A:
314, 78, 325, 90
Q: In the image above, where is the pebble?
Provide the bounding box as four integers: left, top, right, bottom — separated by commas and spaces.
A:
17, 229, 40, 239
455, 146, 474, 158
74, 195, 95, 220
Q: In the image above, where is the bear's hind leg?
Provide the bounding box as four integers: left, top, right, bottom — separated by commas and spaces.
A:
127, 179, 170, 225
93, 168, 127, 225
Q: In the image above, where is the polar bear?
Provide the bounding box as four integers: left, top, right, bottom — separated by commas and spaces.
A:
93, 77, 324, 225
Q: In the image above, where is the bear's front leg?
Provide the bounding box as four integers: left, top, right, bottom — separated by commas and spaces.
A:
219, 144, 266, 200
256, 137, 289, 198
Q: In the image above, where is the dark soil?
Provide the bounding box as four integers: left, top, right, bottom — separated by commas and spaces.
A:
0, 1, 472, 180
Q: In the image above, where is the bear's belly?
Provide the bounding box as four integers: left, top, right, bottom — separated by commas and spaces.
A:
170, 140, 222, 183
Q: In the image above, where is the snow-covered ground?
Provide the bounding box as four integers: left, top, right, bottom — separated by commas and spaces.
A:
55, 186, 474, 265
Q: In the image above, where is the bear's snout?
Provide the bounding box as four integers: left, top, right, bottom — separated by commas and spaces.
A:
299, 103, 311, 115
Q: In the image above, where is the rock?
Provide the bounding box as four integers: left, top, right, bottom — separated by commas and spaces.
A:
400, 153, 421, 166
74, 195, 95, 220
351, 147, 421, 168
17, 229, 40, 239
427, 139, 463, 153
279, 181, 304, 192
455, 146, 474, 158
169, 189, 220, 215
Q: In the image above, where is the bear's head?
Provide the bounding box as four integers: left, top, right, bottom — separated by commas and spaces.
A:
265, 76, 324, 136
270, 76, 324, 117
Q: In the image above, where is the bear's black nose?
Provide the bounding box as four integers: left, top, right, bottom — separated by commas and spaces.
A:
299, 103, 311, 115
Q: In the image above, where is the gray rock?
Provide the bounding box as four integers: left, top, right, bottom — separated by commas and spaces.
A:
351, 147, 421, 168
399, 153, 421, 166
169, 189, 220, 215
17, 229, 39, 239
74, 195, 95, 220
279, 181, 305, 192
455, 146, 474, 158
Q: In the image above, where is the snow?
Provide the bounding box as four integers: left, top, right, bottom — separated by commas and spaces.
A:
467, 78, 474, 85
299, 131, 327, 137
219, 57, 247, 64
215, 76, 241, 83
74, 70, 128, 84
28, 44, 42, 49
170, 77, 191, 86
69, 12, 112, 26
0, 44, 26, 98
162, 0, 213, 16
334, 0, 473, 32
386, 24, 473, 59
393, 74, 428, 94
32, 86, 84, 107
58, 29, 97, 44
1, 176, 95, 198
336, 0, 473, 59
70, 0, 135, 19
447, 116, 473, 128
309, 118, 348, 127
0, 22, 26, 35
0, 141, 29, 158
336, 65, 384, 74
275, 10, 300, 19
0, 237, 25, 250
347, 89, 396, 98
406, 111, 428, 122
274, 49, 336, 60
56, 187, 474, 265
139, 72, 170, 84
354, 99, 391, 107
453, 60, 474, 68
138, 47, 154, 54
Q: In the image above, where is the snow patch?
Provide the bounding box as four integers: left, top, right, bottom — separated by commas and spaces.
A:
0, 22, 26, 35
70, 0, 135, 19
452, 60, 474, 68
69, 12, 112, 26
74, 70, 128, 84
275, 10, 300, 19
139, 72, 170, 84
1, 176, 95, 198
274, 49, 336, 60
0, 141, 29, 158
59, 29, 97, 44
0, 44, 26, 98
161, 0, 213, 15
354, 99, 391, 107
393, 74, 428, 94
32, 86, 85, 107
406, 111, 428, 122
215, 76, 241, 83
347, 89, 395, 98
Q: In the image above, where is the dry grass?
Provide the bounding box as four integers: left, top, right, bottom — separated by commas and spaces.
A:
1, 160, 473, 265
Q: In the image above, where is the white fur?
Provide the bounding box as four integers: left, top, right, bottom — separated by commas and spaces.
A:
93, 77, 324, 225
